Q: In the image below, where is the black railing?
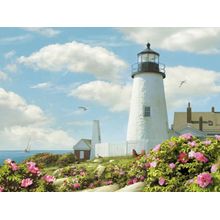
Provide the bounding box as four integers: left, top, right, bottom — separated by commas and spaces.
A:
131, 62, 166, 78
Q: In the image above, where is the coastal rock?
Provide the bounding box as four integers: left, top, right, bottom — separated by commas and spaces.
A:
82, 184, 120, 192
116, 182, 145, 192
53, 178, 68, 186
95, 165, 105, 177
52, 168, 63, 177
93, 159, 103, 163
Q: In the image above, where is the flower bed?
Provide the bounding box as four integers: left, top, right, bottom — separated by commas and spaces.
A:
1, 134, 220, 192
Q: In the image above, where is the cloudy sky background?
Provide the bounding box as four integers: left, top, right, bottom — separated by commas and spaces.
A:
1, 27, 220, 150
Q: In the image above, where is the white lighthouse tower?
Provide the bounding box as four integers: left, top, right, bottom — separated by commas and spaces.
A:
127, 43, 169, 152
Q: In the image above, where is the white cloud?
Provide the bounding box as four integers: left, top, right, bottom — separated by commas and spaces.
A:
24, 27, 60, 37
0, 88, 75, 149
165, 66, 220, 109
4, 50, 16, 59
0, 126, 74, 150
120, 28, 220, 54
70, 66, 220, 112
0, 88, 48, 127
70, 80, 132, 112
31, 82, 52, 89
18, 41, 128, 81
5, 63, 17, 73
0, 34, 31, 44
0, 71, 8, 80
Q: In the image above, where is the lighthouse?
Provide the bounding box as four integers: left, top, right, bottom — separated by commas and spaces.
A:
127, 43, 169, 152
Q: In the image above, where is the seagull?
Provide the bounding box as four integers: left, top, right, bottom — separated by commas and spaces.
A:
78, 106, 88, 111
179, 80, 186, 88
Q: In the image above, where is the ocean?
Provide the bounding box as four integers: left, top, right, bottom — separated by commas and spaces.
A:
0, 150, 72, 165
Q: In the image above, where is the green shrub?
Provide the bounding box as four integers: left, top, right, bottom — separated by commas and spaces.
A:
24, 153, 59, 168
56, 153, 76, 167
24, 153, 76, 168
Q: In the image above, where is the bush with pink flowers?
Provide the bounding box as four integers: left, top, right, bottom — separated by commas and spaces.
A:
0, 159, 56, 192
142, 134, 220, 192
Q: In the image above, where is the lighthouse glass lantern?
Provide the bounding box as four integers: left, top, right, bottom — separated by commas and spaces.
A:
127, 43, 169, 153
132, 43, 165, 78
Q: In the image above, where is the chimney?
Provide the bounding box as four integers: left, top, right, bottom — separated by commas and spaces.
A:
211, 106, 215, 112
91, 120, 101, 146
187, 102, 192, 123
199, 116, 203, 131
90, 120, 101, 160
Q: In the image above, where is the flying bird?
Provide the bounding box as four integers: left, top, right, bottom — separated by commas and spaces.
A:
179, 80, 186, 88
78, 106, 88, 111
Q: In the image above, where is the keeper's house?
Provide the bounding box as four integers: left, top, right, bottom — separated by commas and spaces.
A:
171, 102, 220, 138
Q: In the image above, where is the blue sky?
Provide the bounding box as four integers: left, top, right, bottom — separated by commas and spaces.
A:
1, 27, 220, 150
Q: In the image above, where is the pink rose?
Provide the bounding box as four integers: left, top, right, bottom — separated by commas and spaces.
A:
188, 150, 196, 159
27, 162, 40, 175
140, 176, 145, 181
105, 180, 113, 185
127, 179, 134, 185
150, 161, 157, 168
5, 159, 12, 164
73, 183, 80, 189
10, 162, 19, 171
80, 171, 86, 176
43, 175, 55, 183
89, 183, 95, 188
180, 133, 193, 141
152, 144, 160, 152
215, 135, 220, 141
194, 152, 208, 163
26, 162, 36, 167
21, 178, 33, 188
132, 178, 138, 184
211, 164, 218, 173
144, 162, 151, 169
159, 177, 166, 186
197, 173, 212, 188
186, 178, 195, 184
0, 186, 4, 192
169, 163, 176, 169
5, 159, 19, 171
203, 140, 212, 146
188, 141, 197, 147
178, 152, 189, 163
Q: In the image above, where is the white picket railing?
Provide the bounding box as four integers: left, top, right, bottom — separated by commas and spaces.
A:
95, 140, 149, 157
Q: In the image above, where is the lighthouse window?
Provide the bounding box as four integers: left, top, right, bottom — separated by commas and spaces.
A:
144, 106, 151, 117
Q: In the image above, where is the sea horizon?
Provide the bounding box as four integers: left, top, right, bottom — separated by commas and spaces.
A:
0, 149, 72, 165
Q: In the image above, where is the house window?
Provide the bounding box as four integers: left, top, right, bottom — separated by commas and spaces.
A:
80, 151, 84, 159
208, 121, 213, 126
144, 106, 151, 117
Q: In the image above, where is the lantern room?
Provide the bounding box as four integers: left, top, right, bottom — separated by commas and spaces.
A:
131, 43, 165, 78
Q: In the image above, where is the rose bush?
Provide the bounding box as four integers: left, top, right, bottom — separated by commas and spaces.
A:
143, 134, 220, 192
0, 159, 56, 192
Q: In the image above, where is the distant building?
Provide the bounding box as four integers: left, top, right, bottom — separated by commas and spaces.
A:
73, 139, 92, 160
171, 102, 220, 138
73, 120, 101, 160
